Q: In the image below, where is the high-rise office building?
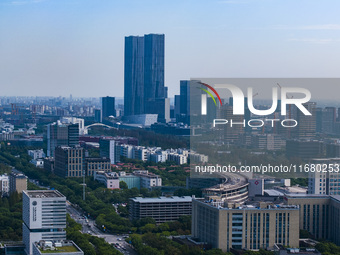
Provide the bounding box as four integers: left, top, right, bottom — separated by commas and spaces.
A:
101, 96, 115, 121
54, 146, 84, 178
124, 35, 145, 117
143, 34, 165, 109
296, 102, 316, 139
124, 34, 168, 122
46, 122, 79, 157
99, 138, 120, 164
22, 190, 67, 255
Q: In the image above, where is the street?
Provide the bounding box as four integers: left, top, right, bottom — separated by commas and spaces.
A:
66, 201, 137, 255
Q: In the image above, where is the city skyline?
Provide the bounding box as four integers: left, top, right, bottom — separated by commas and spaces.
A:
1, 0, 340, 98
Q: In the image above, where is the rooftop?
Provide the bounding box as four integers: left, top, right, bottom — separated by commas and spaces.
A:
131, 196, 193, 203
25, 190, 65, 198
34, 241, 82, 254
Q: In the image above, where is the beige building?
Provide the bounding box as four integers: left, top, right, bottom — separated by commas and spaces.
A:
285, 194, 340, 245
192, 199, 299, 252
9, 170, 27, 194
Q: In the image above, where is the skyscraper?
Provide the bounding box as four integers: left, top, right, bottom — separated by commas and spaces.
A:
124, 34, 168, 122
46, 122, 79, 157
124, 35, 145, 116
101, 96, 115, 121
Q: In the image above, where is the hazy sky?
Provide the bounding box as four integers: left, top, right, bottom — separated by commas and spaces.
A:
1, 0, 340, 98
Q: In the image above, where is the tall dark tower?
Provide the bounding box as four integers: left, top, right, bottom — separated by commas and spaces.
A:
124, 36, 145, 116
124, 34, 167, 121
144, 34, 165, 107
101, 96, 115, 120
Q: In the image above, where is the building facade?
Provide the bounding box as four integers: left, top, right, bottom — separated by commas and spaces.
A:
129, 196, 192, 223
22, 190, 67, 255
54, 146, 84, 178
191, 199, 299, 252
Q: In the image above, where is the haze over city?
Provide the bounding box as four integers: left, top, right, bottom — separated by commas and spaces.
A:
1, 0, 340, 98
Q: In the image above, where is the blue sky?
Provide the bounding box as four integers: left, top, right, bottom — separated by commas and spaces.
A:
1, 0, 340, 97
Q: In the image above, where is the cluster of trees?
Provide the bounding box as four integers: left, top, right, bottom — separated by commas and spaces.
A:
66, 215, 121, 255
89, 126, 189, 149
129, 233, 232, 255
0, 192, 22, 241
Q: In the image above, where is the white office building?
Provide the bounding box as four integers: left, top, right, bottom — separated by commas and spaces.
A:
23, 190, 67, 255
0, 174, 9, 194
308, 158, 340, 195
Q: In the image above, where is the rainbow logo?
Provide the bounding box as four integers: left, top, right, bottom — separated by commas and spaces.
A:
198, 82, 223, 107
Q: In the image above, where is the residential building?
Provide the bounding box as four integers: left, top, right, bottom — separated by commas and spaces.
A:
22, 190, 67, 255
129, 196, 192, 223
191, 199, 299, 252
54, 146, 84, 178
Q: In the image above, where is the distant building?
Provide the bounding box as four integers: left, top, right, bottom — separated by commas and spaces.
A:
60, 117, 86, 135
9, 170, 27, 194
286, 140, 323, 159
47, 122, 79, 157
94, 109, 101, 123
192, 199, 299, 252
129, 196, 192, 223
296, 102, 316, 139
308, 158, 340, 195
22, 190, 67, 255
43, 157, 55, 173
28, 149, 45, 160
133, 170, 162, 189
0, 174, 9, 194
54, 146, 84, 178
99, 138, 120, 164
85, 157, 110, 176
93, 171, 119, 189
124, 34, 168, 120
285, 194, 340, 243
101, 96, 115, 121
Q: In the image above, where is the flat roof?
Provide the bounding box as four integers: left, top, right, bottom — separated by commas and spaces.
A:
264, 189, 284, 196
131, 196, 192, 203
25, 190, 65, 198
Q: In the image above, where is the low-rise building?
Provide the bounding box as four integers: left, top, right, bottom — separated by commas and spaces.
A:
133, 170, 162, 189
28, 149, 46, 160
192, 199, 300, 252
32, 240, 84, 255
0, 174, 9, 194
129, 196, 192, 223
93, 171, 119, 189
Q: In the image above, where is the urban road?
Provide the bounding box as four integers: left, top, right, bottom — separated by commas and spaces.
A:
28, 179, 136, 255
66, 201, 137, 255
